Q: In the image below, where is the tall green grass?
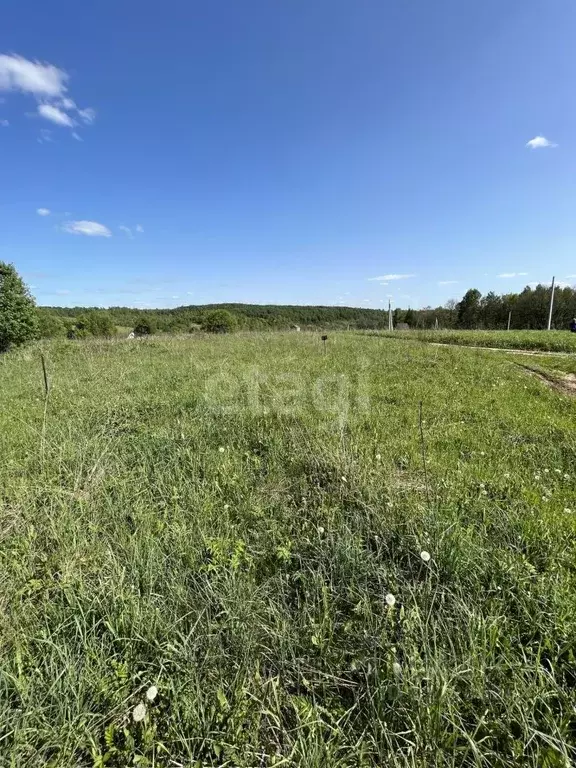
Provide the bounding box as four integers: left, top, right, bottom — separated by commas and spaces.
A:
376, 329, 576, 353
1, 333, 575, 766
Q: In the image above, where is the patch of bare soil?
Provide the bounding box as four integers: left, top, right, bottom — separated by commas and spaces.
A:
517, 364, 576, 397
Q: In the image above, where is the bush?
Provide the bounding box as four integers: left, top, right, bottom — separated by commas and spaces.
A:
201, 309, 237, 334
133, 321, 155, 337
0, 262, 39, 352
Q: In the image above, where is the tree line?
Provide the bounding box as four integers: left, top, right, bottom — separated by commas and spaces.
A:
393, 284, 576, 330
2, 260, 576, 352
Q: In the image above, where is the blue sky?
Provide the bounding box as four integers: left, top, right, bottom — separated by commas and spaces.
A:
1, 0, 576, 310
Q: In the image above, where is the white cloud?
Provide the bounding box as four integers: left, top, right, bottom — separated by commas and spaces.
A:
62, 220, 112, 237
497, 272, 528, 278
0, 53, 95, 136
369, 273, 416, 281
0, 54, 68, 98
38, 103, 74, 127
135, 224, 144, 233
0, 118, 8, 127
526, 136, 557, 150
438, 280, 458, 286
37, 208, 50, 216
119, 225, 134, 239
72, 131, 83, 141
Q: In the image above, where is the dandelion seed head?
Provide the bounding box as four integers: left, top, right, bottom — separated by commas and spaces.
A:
218, 446, 225, 453
420, 550, 431, 563
317, 526, 325, 535
534, 474, 541, 480
392, 661, 402, 676
385, 593, 396, 607
132, 702, 146, 722
146, 686, 158, 702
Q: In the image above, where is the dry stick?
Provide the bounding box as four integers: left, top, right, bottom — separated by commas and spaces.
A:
418, 400, 432, 508
40, 354, 50, 469
41, 354, 50, 397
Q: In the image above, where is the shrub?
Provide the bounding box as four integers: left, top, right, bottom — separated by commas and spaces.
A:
201, 309, 237, 334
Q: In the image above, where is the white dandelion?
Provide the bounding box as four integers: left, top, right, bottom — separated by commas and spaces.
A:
132, 702, 147, 722
392, 661, 402, 677
385, 593, 396, 607
218, 446, 225, 453
534, 474, 541, 481
420, 550, 431, 563
146, 686, 158, 702
317, 526, 325, 535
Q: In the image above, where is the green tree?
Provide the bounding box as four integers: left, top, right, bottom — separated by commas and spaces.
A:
77, 311, 116, 338
457, 288, 482, 329
37, 310, 66, 338
0, 262, 39, 352
201, 309, 238, 333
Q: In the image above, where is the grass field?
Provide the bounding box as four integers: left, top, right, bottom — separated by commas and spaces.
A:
1, 333, 576, 767
375, 329, 576, 353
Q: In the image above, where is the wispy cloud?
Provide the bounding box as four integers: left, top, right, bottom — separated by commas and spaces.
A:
438, 280, 458, 286
78, 107, 96, 125
0, 53, 95, 137
0, 118, 8, 127
119, 224, 144, 238
38, 103, 74, 127
36, 207, 50, 216
37, 128, 53, 144
528, 280, 570, 289
497, 272, 528, 278
62, 220, 111, 237
526, 136, 557, 150
369, 273, 416, 282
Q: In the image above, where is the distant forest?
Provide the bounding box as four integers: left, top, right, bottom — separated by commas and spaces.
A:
37, 283, 576, 337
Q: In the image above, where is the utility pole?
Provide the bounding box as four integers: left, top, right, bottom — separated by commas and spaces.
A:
507, 310, 511, 331
388, 300, 393, 332
547, 276, 556, 331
